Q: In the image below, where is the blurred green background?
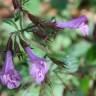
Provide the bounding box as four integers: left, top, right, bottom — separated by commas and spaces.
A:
0, 0, 96, 96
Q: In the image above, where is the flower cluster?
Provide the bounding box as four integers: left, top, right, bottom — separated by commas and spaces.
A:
0, 1, 89, 89
0, 38, 48, 89
0, 15, 89, 89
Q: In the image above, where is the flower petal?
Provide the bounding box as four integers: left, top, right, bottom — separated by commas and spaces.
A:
56, 16, 89, 36
0, 69, 21, 89
56, 16, 88, 29
3, 50, 14, 72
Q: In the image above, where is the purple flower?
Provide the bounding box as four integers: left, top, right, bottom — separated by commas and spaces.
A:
0, 50, 21, 89
24, 47, 48, 84
56, 16, 89, 36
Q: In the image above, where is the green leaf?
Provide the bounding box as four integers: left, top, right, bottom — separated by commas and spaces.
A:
86, 44, 96, 64
63, 54, 79, 73
67, 41, 91, 58
24, 0, 40, 15
39, 83, 54, 96
80, 76, 90, 95
50, 0, 68, 10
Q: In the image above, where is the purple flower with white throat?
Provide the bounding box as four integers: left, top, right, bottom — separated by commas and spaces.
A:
0, 50, 21, 89
56, 16, 89, 36
24, 47, 48, 84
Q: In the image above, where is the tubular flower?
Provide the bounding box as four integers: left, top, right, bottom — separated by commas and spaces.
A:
0, 50, 21, 89
56, 16, 89, 36
24, 47, 48, 84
